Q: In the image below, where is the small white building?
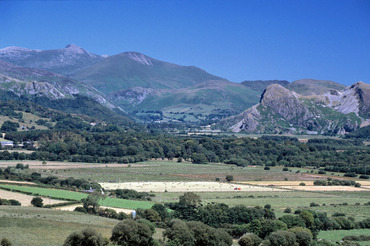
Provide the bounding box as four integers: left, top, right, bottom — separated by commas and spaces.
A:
0, 141, 14, 147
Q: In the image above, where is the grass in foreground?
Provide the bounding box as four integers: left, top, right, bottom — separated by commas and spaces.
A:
0, 206, 118, 246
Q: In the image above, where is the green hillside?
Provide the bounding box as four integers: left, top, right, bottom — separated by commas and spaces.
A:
241, 80, 290, 94
287, 79, 346, 95
112, 80, 261, 123
72, 52, 227, 94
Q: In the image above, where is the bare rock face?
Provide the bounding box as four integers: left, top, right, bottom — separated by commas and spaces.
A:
24, 81, 65, 99
0, 73, 66, 99
260, 84, 313, 124
227, 105, 261, 133
109, 87, 154, 105
354, 82, 370, 118
322, 81, 370, 118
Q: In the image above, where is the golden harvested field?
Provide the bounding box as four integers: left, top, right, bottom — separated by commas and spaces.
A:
236, 181, 315, 186
0, 160, 150, 170
0, 180, 36, 185
281, 186, 368, 191
0, 189, 66, 206
236, 180, 370, 187
100, 181, 287, 192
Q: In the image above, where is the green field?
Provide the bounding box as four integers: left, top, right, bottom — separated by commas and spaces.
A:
17, 160, 349, 183
0, 184, 154, 210
0, 184, 87, 200
152, 190, 370, 220
318, 229, 370, 245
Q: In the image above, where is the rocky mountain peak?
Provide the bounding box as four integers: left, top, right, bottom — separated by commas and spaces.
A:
63, 44, 97, 58
260, 84, 298, 104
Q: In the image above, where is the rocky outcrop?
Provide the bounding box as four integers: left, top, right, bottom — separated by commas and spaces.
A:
260, 84, 313, 125
321, 81, 370, 118
109, 87, 154, 105
0, 73, 65, 99
220, 83, 366, 135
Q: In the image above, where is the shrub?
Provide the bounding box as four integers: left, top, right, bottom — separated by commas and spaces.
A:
264, 166, 270, 170
332, 212, 346, 217
31, 197, 43, 207
282, 167, 289, 171
355, 183, 361, 187
9, 199, 21, 206
314, 180, 327, 186
238, 233, 262, 246
268, 230, 296, 246
344, 172, 357, 177
342, 235, 370, 241
0, 238, 12, 246
111, 219, 155, 246
288, 227, 313, 246
225, 175, 234, 182
310, 202, 320, 207
299, 182, 306, 186
74, 207, 87, 213
359, 175, 369, 179
284, 207, 292, 213
63, 228, 107, 246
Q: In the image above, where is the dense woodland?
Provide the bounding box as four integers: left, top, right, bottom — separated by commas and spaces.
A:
1, 127, 369, 175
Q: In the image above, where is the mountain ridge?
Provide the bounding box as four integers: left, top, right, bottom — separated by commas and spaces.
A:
1, 44, 366, 128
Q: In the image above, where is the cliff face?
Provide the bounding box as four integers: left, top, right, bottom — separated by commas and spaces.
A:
260, 84, 313, 125
220, 83, 367, 135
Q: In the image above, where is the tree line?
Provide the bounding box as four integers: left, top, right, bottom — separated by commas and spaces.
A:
2, 129, 370, 175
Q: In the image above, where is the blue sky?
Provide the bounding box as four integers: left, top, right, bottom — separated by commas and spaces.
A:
1, 0, 369, 85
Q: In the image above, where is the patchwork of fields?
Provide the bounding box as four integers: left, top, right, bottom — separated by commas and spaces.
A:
1, 160, 369, 246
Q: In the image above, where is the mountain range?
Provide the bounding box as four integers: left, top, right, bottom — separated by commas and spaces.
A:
0, 44, 368, 134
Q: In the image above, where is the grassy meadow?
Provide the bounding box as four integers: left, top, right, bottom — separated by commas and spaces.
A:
318, 229, 370, 245
4, 160, 357, 182
0, 206, 118, 246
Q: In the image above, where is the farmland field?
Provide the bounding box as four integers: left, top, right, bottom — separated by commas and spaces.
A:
1, 160, 355, 183
150, 190, 370, 220
100, 181, 285, 192
318, 229, 370, 245
0, 189, 66, 206
1, 158, 369, 245
0, 184, 154, 209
